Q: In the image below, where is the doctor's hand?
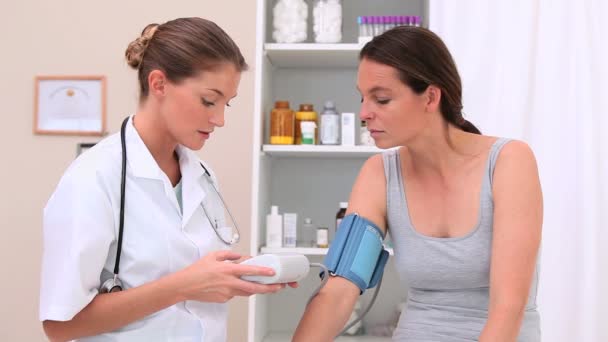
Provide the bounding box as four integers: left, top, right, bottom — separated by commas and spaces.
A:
174, 250, 288, 303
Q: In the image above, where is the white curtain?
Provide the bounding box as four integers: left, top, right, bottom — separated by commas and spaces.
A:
429, 1, 608, 341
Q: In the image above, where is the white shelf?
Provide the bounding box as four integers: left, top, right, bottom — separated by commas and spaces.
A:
264, 43, 363, 68
262, 144, 385, 158
263, 332, 392, 342
260, 246, 394, 256
261, 246, 328, 255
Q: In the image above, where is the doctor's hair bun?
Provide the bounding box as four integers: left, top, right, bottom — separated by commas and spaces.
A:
125, 23, 159, 70
127, 18, 247, 99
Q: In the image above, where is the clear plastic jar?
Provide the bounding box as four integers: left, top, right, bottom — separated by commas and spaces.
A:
313, 0, 342, 43
299, 218, 316, 247
273, 0, 308, 43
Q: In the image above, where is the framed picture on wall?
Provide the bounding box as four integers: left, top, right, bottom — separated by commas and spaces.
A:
34, 75, 106, 136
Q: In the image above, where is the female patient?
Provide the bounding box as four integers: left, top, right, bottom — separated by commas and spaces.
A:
294, 26, 542, 342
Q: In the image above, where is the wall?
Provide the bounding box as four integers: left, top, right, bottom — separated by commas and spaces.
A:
0, 1, 256, 341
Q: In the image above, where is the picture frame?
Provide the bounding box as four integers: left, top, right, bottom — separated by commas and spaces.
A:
34, 75, 106, 136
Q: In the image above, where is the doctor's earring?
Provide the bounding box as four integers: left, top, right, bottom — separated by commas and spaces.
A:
100, 275, 124, 293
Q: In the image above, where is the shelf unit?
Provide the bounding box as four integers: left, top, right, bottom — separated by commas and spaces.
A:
265, 43, 363, 68
249, 1, 428, 341
262, 144, 387, 158
260, 246, 394, 256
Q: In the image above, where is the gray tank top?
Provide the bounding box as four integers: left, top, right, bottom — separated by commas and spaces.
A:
384, 138, 540, 342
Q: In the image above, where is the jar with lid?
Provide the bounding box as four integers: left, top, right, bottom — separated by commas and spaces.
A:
295, 104, 318, 145
320, 100, 340, 145
316, 226, 329, 248
299, 218, 317, 247
272, 0, 308, 43
313, 0, 343, 43
270, 101, 295, 145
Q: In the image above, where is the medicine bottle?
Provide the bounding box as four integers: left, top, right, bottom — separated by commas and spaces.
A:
320, 100, 340, 145
300, 218, 316, 247
316, 227, 329, 248
295, 104, 317, 145
270, 101, 295, 145
336, 202, 347, 232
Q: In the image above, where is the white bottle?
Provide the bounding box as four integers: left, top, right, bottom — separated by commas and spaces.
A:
266, 206, 283, 248
283, 213, 297, 248
341, 112, 355, 146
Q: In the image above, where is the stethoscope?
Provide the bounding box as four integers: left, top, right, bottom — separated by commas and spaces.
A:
100, 117, 241, 293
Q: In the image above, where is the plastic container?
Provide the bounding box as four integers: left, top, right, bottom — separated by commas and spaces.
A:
313, 0, 342, 43
336, 202, 347, 231
320, 100, 340, 145
300, 218, 316, 247
283, 213, 297, 248
266, 206, 283, 248
270, 101, 295, 145
340, 112, 355, 146
316, 227, 329, 248
272, 0, 308, 43
295, 104, 318, 145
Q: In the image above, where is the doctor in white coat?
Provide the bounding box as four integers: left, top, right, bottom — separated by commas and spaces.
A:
39, 17, 292, 341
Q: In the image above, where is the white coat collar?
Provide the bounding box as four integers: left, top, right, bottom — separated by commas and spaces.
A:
176, 145, 209, 227
125, 116, 208, 225
124, 116, 164, 181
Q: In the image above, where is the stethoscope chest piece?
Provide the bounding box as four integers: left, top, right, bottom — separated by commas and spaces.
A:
100, 275, 124, 293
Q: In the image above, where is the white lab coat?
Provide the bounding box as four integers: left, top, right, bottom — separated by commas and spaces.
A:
40, 116, 231, 341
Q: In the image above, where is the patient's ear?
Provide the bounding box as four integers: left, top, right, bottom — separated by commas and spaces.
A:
424, 85, 441, 112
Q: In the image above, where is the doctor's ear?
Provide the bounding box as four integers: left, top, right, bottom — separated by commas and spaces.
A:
148, 70, 168, 97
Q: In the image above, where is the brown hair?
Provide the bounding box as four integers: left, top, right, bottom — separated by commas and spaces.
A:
360, 26, 481, 134
125, 17, 248, 99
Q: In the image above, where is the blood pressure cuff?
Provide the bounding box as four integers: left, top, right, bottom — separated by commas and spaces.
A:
322, 214, 390, 294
